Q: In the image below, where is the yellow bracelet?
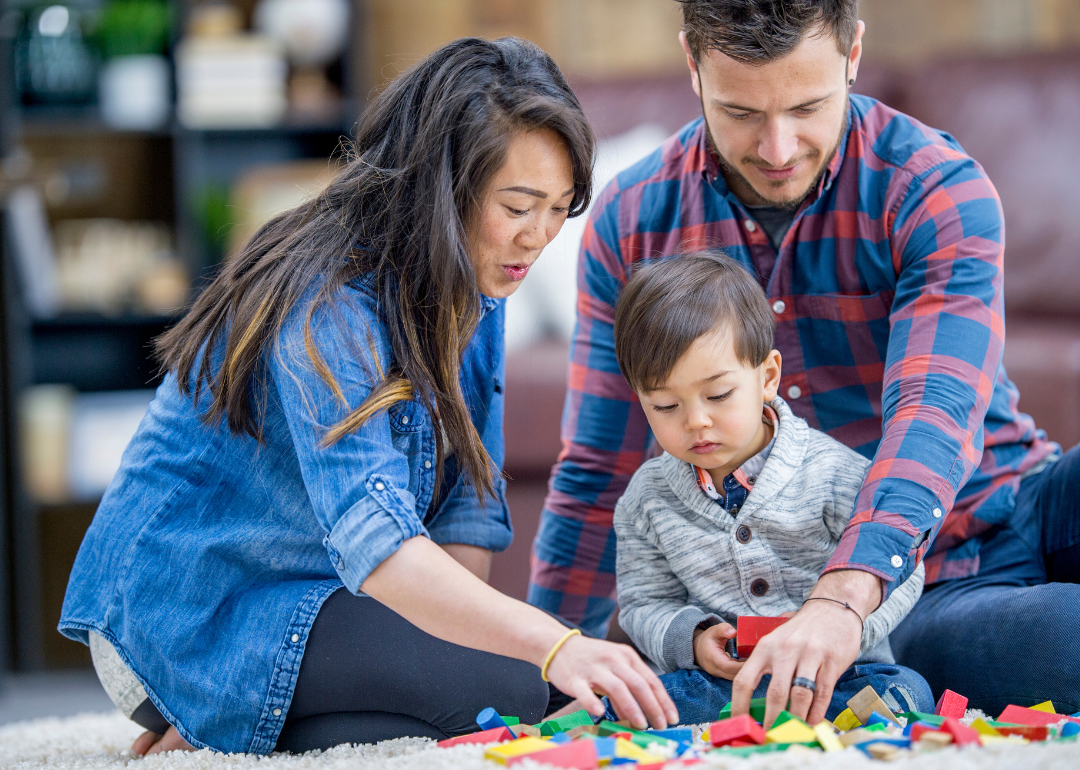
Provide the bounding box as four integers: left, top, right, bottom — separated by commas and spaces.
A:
540, 629, 581, 682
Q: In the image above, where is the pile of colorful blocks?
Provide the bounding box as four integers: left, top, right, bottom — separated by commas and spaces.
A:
435, 688, 1080, 768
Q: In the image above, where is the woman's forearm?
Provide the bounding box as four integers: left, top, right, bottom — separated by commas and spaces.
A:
362, 536, 567, 668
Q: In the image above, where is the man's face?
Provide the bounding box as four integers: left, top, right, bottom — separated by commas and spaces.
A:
682, 22, 864, 208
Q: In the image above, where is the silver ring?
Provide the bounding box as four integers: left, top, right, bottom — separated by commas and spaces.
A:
791, 676, 817, 692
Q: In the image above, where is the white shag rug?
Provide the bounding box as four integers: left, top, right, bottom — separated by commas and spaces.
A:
3, 710, 1080, 770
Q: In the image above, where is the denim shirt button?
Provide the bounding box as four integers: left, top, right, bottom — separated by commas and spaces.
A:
401, 416, 409, 424
273, 708, 282, 716
424, 461, 432, 469
291, 633, 299, 643
374, 482, 385, 491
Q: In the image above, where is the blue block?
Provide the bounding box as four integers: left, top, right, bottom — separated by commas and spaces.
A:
548, 733, 573, 745
591, 738, 616, 760
1062, 722, 1080, 739
904, 720, 939, 737
609, 759, 637, 766
1072, 711, 1080, 719
865, 712, 893, 728
855, 737, 910, 757
476, 707, 509, 731
647, 728, 693, 742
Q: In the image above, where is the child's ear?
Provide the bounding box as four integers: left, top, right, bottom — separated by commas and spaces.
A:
762, 349, 782, 401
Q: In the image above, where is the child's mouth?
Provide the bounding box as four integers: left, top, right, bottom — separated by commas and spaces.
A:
691, 442, 720, 454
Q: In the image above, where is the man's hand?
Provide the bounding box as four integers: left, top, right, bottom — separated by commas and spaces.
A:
693, 623, 744, 680
730, 570, 882, 729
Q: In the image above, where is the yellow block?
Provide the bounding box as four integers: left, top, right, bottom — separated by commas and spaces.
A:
766, 719, 816, 745
613, 738, 665, 763
833, 708, 861, 732
971, 718, 1002, 737
484, 737, 552, 763
813, 722, 844, 752
699, 728, 709, 743
1031, 701, 1056, 714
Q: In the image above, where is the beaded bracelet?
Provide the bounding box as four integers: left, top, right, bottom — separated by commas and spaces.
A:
540, 629, 582, 682
803, 597, 865, 632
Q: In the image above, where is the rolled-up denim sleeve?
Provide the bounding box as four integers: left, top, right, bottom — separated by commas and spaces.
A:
425, 471, 513, 552
271, 286, 427, 592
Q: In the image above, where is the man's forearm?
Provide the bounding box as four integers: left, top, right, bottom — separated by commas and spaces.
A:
810, 569, 883, 620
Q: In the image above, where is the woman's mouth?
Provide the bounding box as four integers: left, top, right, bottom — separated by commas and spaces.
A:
690, 442, 720, 455
502, 264, 530, 281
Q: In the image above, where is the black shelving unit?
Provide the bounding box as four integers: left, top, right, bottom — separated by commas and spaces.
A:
0, 0, 369, 670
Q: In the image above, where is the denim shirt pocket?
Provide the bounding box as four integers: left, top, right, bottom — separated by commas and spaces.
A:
386, 400, 435, 511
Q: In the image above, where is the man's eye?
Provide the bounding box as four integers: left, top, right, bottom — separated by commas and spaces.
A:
795, 106, 822, 117
708, 389, 735, 402
725, 111, 751, 121
652, 404, 677, 413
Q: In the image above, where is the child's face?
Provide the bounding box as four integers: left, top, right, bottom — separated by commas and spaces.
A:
639, 327, 782, 479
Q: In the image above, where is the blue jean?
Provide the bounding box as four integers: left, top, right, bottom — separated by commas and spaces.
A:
892, 444, 1080, 715
606, 664, 933, 725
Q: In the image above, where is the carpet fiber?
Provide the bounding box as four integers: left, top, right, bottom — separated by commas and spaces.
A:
3, 711, 1080, 769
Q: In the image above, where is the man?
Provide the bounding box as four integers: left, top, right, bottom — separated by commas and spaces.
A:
529, 0, 1079, 727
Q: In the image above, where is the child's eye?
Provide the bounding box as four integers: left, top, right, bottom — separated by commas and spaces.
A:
651, 404, 677, 413
708, 389, 735, 402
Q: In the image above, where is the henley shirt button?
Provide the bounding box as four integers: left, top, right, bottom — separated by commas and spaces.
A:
787, 385, 802, 399
745, 220, 757, 232
750, 579, 769, 596
933, 507, 942, 518
772, 300, 786, 314
291, 633, 300, 643
273, 708, 282, 716
891, 555, 903, 568
737, 525, 752, 544
747, 477, 756, 485
374, 482, 385, 491
401, 416, 409, 425
424, 460, 432, 469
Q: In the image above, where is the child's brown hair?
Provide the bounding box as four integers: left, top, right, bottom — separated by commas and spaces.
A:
614, 251, 774, 393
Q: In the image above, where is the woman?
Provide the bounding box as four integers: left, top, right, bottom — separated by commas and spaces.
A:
59, 37, 677, 755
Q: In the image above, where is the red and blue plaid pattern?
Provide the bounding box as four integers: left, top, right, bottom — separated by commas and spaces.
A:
527, 95, 1058, 637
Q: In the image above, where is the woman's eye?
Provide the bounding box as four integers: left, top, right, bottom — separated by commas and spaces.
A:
552, 206, 570, 215
708, 389, 735, 402
507, 207, 529, 216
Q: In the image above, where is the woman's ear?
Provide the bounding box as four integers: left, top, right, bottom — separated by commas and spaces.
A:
762, 349, 782, 401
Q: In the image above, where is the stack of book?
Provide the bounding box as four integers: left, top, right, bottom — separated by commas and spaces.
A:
176, 34, 287, 128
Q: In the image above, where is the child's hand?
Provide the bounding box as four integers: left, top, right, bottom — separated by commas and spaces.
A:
693, 623, 744, 680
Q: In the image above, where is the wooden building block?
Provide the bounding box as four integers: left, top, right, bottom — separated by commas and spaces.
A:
941, 717, 980, 746
510, 724, 543, 738
847, 685, 900, 725
917, 731, 954, 749
865, 742, 899, 760
736, 616, 789, 658
553, 711, 596, 731
900, 711, 944, 727
839, 729, 879, 747
908, 722, 943, 742
709, 715, 765, 747
613, 737, 665, 763
813, 722, 844, 752
833, 707, 861, 731
934, 689, 969, 719
478, 707, 511, 731
998, 705, 1080, 727
438, 726, 515, 747
563, 724, 599, 739
717, 697, 768, 723
485, 736, 553, 763
506, 739, 598, 770
970, 718, 1001, 738
765, 719, 816, 745
993, 724, 1048, 741
1031, 700, 1056, 713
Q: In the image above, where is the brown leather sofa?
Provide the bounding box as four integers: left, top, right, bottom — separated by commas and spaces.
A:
489, 54, 1080, 602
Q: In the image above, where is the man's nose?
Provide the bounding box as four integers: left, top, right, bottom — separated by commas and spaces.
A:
758, 118, 799, 168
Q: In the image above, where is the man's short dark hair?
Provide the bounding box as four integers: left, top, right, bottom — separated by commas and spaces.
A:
615, 251, 775, 393
677, 0, 859, 64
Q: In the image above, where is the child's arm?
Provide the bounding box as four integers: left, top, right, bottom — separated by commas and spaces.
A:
860, 561, 925, 655
615, 495, 729, 674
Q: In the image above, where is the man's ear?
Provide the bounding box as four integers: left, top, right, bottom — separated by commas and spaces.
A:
762, 349, 782, 401
847, 20, 866, 85
679, 31, 702, 99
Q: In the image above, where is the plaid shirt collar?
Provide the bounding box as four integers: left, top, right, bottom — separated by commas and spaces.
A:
694, 404, 779, 501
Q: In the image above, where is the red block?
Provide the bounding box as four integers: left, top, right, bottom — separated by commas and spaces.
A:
729, 740, 757, 747
507, 738, 598, 770
934, 689, 969, 719
910, 724, 945, 742
997, 705, 1080, 727
437, 726, 514, 747
735, 616, 789, 658
941, 717, 980, 747
709, 714, 766, 747
995, 725, 1048, 741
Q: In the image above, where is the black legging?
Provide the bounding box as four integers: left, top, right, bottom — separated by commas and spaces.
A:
131, 588, 557, 751
274, 588, 551, 751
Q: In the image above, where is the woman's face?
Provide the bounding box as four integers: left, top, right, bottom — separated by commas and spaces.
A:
469, 128, 576, 298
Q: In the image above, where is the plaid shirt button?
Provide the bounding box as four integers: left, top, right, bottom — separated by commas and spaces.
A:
772, 300, 785, 314
787, 385, 802, 399
745, 220, 757, 232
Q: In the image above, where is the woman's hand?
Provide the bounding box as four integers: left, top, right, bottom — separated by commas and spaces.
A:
693, 623, 744, 680
544, 633, 678, 729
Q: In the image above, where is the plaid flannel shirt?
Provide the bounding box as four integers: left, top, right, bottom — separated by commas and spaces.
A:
528, 95, 1058, 637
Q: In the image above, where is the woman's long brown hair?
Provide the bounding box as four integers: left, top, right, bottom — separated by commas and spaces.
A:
156, 37, 594, 500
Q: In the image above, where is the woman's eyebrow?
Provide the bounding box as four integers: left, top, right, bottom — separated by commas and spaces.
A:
499, 186, 576, 199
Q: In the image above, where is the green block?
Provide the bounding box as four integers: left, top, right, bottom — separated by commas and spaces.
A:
712, 743, 785, 757
503, 717, 520, 726
986, 720, 1024, 728
899, 712, 944, 726
863, 723, 888, 733
718, 698, 769, 723
772, 711, 807, 729
596, 720, 631, 736
554, 711, 594, 730
629, 732, 675, 750
537, 721, 560, 736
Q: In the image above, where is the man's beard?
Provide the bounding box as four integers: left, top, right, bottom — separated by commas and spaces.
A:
702, 97, 848, 212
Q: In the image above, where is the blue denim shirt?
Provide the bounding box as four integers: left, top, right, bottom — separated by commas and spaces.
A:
59, 278, 510, 753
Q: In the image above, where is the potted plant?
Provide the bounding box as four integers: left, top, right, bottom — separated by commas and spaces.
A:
96, 0, 173, 129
